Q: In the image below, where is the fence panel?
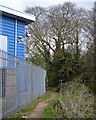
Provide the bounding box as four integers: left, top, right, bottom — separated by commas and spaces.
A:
24, 62, 32, 104
17, 60, 26, 107
0, 68, 2, 119
0, 50, 18, 117
0, 49, 46, 118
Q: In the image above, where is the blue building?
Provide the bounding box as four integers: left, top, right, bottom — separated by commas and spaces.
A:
0, 5, 35, 59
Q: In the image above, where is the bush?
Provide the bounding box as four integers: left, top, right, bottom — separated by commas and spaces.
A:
41, 81, 94, 118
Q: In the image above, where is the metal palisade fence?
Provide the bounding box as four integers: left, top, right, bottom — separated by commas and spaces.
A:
0, 49, 46, 118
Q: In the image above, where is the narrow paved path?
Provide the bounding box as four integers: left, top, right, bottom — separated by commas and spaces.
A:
28, 92, 56, 118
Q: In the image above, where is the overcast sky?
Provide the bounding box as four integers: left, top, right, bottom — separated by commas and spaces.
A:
0, 0, 95, 12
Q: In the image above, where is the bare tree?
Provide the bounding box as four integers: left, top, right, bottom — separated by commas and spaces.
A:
25, 2, 93, 86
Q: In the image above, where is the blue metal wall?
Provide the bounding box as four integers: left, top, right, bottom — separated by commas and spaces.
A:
0, 15, 2, 34
2, 16, 15, 55
1, 15, 25, 59
17, 20, 25, 59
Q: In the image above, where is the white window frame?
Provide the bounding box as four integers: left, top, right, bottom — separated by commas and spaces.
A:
0, 35, 8, 52
0, 35, 8, 67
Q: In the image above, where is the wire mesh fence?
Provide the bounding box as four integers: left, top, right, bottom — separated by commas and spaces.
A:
0, 49, 46, 118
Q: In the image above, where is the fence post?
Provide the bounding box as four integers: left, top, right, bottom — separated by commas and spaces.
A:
29, 62, 32, 101
16, 58, 19, 109
0, 69, 2, 119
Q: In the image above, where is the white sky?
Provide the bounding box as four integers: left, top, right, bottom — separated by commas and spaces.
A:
0, 0, 95, 12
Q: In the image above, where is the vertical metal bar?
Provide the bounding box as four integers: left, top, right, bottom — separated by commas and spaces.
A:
16, 58, 19, 109
15, 19, 17, 57
0, 69, 2, 119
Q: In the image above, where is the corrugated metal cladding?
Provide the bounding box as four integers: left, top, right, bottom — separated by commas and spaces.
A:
0, 15, 2, 34
1, 15, 25, 59
17, 20, 25, 59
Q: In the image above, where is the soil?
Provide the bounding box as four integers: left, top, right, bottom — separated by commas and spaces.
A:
27, 92, 56, 118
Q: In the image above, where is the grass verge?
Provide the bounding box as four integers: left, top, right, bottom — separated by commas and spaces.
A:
9, 91, 51, 119
41, 93, 59, 118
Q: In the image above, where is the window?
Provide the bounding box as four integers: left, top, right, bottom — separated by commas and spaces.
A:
0, 35, 7, 52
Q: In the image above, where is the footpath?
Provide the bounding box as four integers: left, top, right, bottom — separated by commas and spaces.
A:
27, 92, 56, 118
